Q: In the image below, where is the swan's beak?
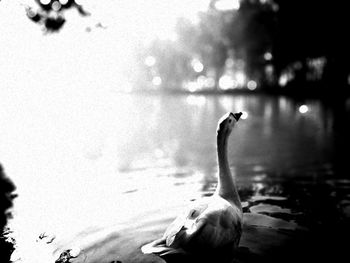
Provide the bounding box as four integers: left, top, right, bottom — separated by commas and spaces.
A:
232, 112, 242, 121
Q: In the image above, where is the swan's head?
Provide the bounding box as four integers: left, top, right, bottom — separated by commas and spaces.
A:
217, 112, 242, 137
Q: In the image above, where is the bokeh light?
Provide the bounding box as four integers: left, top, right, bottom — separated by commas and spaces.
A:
241, 111, 249, 119
191, 58, 204, 73
215, 0, 240, 11
152, 76, 162, 86
299, 104, 309, 114
52, 1, 62, 11
264, 52, 272, 61
247, 80, 257, 90
59, 0, 69, 5
186, 81, 201, 92
219, 75, 236, 90
145, 56, 156, 67
40, 0, 51, 5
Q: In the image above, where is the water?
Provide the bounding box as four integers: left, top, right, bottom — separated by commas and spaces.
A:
1, 92, 350, 263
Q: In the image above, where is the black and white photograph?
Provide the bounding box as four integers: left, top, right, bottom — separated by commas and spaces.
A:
1, 1, 350, 263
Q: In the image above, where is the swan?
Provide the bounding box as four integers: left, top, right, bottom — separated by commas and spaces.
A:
141, 112, 243, 261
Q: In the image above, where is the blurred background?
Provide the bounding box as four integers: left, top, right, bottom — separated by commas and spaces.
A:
1, 1, 350, 262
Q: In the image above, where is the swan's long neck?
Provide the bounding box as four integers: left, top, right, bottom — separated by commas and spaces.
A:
216, 131, 241, 209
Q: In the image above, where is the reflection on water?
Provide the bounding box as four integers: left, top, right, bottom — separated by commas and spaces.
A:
1, 92, 349, 262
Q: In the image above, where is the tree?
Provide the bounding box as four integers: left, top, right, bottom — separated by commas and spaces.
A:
219, 0, 276, 83
272, 0, 350, 97
26, 0, 90, 32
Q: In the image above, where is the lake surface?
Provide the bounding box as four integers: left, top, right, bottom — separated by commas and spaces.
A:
1, 92, 350, 263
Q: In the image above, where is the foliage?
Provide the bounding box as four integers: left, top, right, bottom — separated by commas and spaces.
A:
18, 0, 350, 97
25, 0, 89, 32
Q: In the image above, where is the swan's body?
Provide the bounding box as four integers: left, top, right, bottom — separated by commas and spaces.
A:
142, 112, 243, 259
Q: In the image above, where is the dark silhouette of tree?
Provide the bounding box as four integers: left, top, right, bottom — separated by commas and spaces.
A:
0, 164, 16, 263
271, 0, 350, 98
222, 0, 277, 83
25, 0, 90, 32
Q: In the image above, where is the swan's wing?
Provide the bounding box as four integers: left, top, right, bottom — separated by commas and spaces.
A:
164, 197, 242, 249
141, 200, 209, 256
193, 201, 243, 249
163, 200, 209, 247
